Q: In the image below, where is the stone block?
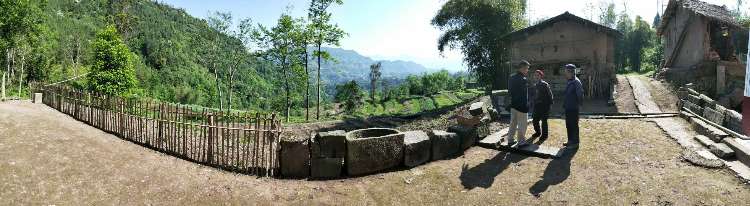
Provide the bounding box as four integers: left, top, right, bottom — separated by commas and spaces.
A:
690, 117, 729, 142
32, 93, 43, 104
345, 128, 405, 176
686, 94, 702, 106
709, 143, 735, 159
310, 157, 343, 179
723, 138, 750, 167
683, 100, 703, 114
469, 102, 485, 116
702, 106, 725, 125
280, 138, 310, 178
429, 130, 460, 160
699, 94, 715, 106
724, 110, 742, 134
403, 131, 431, 167
694, 135, 715, 147
314, 130, 346, 158
476, 116, 491, 138
448, 125, 477, 151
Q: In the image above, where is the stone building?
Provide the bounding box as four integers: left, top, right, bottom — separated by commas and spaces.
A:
658, 0, 748, 108
502, 12, 622, 99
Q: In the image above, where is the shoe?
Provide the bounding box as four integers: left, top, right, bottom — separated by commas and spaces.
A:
531, 133, 541, 138
505, 139, 516, 147
516, 140, 529, 147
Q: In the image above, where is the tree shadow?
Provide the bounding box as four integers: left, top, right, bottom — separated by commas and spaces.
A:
529, 147, 579, 197
459, 151, 528, 189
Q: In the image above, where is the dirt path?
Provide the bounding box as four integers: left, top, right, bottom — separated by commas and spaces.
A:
2, 101, 749, 205
614, 75, 639, 113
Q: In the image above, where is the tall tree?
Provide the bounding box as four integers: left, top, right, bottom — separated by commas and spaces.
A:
432, 0, 527, 92
369, 62, 381, 102
628, 16, 654, 72
109, 0, 137, 41
257, 14, 305, 122
308, 0, 346, 120
293, 19, 314, 121
87, 25, 138, 96
206, 12, 259, 112
598, 2, 617, 28
0, 0, 43, 98
615, 12, 633, 70
205, 12, 231, 111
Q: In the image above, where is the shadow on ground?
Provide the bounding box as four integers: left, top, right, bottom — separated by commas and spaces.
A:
459, 151, 529, 189
529, 147, 579, 196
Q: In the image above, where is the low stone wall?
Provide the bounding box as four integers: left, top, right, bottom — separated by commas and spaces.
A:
279, 102, 492, 179
679, 87, 742, 135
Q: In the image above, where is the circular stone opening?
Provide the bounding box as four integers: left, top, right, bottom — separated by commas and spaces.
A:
346, 128, 399, 140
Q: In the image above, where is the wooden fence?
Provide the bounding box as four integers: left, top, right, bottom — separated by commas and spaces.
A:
39, 85, 283, 176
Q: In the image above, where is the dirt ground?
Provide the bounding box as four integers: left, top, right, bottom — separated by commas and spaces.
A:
615, 75, 639, 113
2, 100, 750, 205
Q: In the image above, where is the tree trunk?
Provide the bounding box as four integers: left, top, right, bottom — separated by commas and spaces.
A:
304, 49, 309, 122
283, 58, 290, 122
228, 70, 234, 112
316, 41, 321, 120
213, 63, 223, 111
19, 54, 24, 98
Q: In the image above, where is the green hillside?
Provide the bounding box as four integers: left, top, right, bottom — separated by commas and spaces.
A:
41, 0, 278, 110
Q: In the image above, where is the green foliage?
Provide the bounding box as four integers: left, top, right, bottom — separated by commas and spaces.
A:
87, 25, 137, 96
431, 0, 527, 91
334, 80, 364, 113
308, 0, 346, 118
256, 13, 309, 121
598, 2, 616, 28
0, 0, 44, 47
614, 7, 660, 73
421, 70, 451, 95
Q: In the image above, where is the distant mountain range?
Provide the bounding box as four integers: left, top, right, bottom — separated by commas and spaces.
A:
314, 47, 439, 85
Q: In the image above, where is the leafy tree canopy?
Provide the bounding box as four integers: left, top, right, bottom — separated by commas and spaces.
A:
87, 25, 138, 96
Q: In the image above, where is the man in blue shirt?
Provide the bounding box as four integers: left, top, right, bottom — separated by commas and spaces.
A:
562, 64, 583, 148
506, 60, 530, 147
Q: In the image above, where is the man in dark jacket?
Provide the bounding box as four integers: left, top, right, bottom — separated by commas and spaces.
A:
563, 64, 583, 148
506, 60, 530, 147
531, 70, 553, 141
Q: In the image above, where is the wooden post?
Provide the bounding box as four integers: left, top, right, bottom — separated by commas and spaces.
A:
207, 114, 215, 164
1, 72, 5, 101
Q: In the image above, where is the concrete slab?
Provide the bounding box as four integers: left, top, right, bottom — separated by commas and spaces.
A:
724, 138, 750, 167
479, 130, 562, 158
690, 117, 729, 142
709, 143, 735, 159
693, 135, 716, 147
477, 119, 533, 147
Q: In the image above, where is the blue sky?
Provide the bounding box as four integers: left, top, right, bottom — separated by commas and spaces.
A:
159, 0, 747, 72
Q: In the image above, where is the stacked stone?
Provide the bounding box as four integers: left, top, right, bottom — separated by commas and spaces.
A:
310, 130, 346, 178
280, 137, 310, 178
403, 131, 431, 167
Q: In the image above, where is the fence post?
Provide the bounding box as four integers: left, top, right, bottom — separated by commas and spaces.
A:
208, 114, 215, 164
